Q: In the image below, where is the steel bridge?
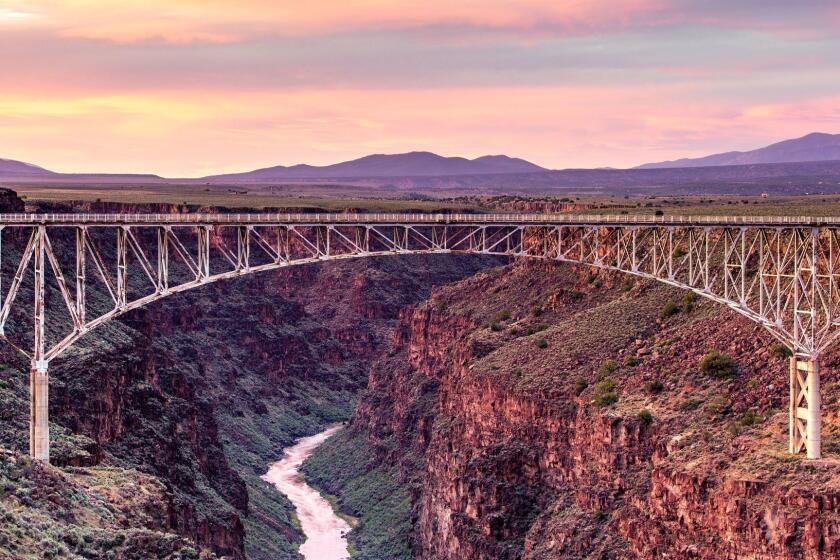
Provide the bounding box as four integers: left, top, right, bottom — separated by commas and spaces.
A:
0, 212, 837, 462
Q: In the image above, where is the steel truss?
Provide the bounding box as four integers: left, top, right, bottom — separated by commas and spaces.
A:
0, 214, 837, 462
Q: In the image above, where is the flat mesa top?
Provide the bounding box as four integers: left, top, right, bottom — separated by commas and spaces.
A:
0, 213, 836, 227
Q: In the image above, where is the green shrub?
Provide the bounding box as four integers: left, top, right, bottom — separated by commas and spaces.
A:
738, 410, 761, 427
679, 398, 703, 411
594, 391, 619, 408
593, 377, 619, 408
531, 305, 543, 317
623, 355, 640, 367
595, 377, 616, 392
746, 378, 759, 389
537, 338, 548, 349
637, 409, 653, 423
771, 343, 792, 359
523, 324, 545, 336
705, 395, 728, 414
699, 350, 737, 378
726, 422, 742, 436
728, 410, 766, 435
574, 377, 588, 396
645, 379, 664, 394
682, 292, 697, 312
597, 359, 619, 379
673, 248, 687, 258
661, 301, 680, 317
654, 209, 664, 216
489, 321, 502, 332
621, 279, 633, 292
495, 309, 511, 322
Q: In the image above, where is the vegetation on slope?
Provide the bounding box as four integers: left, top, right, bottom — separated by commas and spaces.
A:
302, 429, 413, 560
0, 369, 213, 559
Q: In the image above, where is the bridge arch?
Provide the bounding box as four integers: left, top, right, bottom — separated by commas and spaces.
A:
0, 212, 836, 461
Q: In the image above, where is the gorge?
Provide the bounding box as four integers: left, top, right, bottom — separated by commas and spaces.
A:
0, 197, 839, 559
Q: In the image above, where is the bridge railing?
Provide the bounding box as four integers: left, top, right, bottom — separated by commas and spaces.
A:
0, 212, 837, 226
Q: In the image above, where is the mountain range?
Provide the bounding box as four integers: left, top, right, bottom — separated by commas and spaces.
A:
0, 158, 55, 177
3, 133, 840, 197
206, 151, 545, 181
637, 132, 840, 169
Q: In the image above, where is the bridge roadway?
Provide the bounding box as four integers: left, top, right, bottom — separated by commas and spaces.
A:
2, 211, 840, 226
0, 212, 834, 462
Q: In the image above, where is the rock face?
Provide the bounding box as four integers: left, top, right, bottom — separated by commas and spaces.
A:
0, 188, 25, 212
50, 285, 251, 558
323, 260, 840, 559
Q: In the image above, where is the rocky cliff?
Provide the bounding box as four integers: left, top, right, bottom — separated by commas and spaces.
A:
307, 260, 840, 559
71, 252, 499, 557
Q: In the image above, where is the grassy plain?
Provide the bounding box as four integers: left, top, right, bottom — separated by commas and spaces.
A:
8, 182, 473, 212
9, 180, 840, 222
9, 181, 840, 216
573, 193, 840, 217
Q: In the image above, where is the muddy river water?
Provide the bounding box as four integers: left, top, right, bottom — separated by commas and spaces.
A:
262, 425, 351, 560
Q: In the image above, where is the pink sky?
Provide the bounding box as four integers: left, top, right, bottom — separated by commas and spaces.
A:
1, 1, 839, 176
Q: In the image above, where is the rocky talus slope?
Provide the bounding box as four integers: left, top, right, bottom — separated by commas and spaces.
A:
306, 260, 840, 559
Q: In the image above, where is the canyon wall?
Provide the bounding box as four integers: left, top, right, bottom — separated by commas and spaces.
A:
308, 260, 840, 559
53, 253, 500, 559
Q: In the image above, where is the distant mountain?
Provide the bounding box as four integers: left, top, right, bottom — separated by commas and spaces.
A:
637, 132, 840, 169
206, 151, 547, 181
0, 157, 55, 177
7, 143, 840, 198
0, 157, 166, 183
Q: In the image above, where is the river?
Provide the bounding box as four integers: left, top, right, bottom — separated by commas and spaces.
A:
262, 425, 351, 560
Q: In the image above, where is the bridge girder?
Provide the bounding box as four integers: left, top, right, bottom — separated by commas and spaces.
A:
0, 214, 835, 462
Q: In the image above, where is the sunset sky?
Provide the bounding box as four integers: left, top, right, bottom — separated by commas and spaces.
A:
1, 1, 839, 176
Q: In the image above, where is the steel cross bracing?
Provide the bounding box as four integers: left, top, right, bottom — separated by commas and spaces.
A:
1, 213, 839, 462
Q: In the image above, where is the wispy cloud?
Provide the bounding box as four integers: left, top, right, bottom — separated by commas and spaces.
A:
0, 6, 37, 21
6, 1, 668, 42
9, 1, 840, 43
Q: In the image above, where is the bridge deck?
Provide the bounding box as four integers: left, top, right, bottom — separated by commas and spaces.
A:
0, 209, 833, 461
0, 212, 836, 227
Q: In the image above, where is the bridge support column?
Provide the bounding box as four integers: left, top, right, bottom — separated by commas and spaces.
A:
29, 362, 49, 462
790, 356, 820, 459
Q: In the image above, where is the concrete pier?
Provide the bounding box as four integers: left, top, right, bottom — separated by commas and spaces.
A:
790, 357, 821, 459
29, 364, 49, 462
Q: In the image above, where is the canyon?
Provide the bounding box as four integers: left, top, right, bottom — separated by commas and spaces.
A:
305, 260, 840, 559
0, 194, 839, 559
0, 194, 502, 558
